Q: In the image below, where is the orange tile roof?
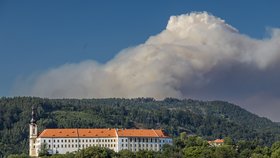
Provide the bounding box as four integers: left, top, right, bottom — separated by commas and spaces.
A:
38, 128, 169, 138
117, 129, 169, 138
213, 139, 224, 143
78, 129, 116, 137
38, 128, 116, 138
39, 129, 78, 138
208, 139, 224, 144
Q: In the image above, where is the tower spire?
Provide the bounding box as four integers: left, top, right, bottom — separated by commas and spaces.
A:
30, 105, 36, 124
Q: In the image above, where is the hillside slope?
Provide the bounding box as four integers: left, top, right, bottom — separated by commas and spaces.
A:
0, 97, 280, 156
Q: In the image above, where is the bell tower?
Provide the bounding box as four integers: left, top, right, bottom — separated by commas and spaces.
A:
29, 105, 38, 157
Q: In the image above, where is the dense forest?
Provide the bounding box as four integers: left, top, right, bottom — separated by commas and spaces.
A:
1, 97, 280, 157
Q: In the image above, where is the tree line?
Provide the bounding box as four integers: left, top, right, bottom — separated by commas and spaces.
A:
1, 97, 280, 157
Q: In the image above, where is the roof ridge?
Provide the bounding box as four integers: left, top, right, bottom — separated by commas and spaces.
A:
152, 129, 159, 137
115, 128, 119, 138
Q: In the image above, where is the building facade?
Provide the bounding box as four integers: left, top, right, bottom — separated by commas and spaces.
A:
29, 109, 172, 157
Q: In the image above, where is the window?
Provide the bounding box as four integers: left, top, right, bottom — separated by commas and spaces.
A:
89, 139, 91, 142
61, 140, 63, 143
57, 140, 59, 143
86, 139, 88, 143
54, 140, 56, 143
44, 140, 46, 143
121, 139, 124, 142
49, 140, 51, 143
57, 145, 59, 148
49, 145, 51, 148
126, 139, 128, 142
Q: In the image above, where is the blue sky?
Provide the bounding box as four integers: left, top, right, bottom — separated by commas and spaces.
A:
0, 0, 279, 97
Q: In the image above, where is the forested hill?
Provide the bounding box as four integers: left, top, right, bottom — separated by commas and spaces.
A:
1, 97, 280, 156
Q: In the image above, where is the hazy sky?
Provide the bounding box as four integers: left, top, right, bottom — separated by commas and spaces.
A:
1, 1, 280, 121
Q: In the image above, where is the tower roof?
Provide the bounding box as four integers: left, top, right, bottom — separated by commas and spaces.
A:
30, 106, 36, 124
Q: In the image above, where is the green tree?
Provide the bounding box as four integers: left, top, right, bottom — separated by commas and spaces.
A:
7, 154, 30, 158
272, 141, 280, 152
184, 136, 208, 148
39, 142, 50, 157
118, 149, 135, 158
272, 148, 280, 158
183, 146, 213, 158
135, 150, 158, 158
75, 146, 116, 158
239, 149, 252, 158
213, 145, 237, 158
224, 137, 233, 145
251, 153, 270, 158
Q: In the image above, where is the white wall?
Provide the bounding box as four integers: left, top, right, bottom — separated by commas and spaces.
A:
35, 137, 172, 155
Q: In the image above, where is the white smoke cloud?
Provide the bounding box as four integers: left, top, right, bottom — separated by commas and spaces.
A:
14, 12, 280, 120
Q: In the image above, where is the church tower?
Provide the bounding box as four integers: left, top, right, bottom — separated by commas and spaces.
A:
29, 106, 38, 157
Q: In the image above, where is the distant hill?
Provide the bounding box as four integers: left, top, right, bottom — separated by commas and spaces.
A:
0, 97, 280, 157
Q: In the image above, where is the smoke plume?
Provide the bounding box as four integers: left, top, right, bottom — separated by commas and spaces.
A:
15, 12, 280, 120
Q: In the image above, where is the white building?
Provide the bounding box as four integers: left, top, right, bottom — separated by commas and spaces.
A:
29, 108, 172, 157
